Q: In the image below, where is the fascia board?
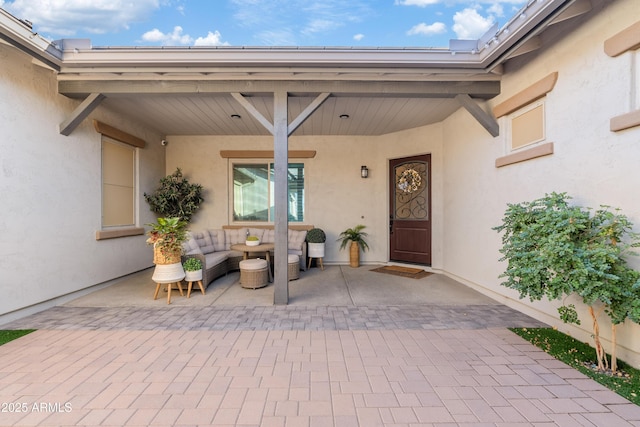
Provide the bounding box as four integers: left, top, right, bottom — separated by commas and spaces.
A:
0, 8, 61, 70
58, 47, 486, 70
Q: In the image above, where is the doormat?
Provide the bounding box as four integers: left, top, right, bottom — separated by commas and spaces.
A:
370, 265, 432, 279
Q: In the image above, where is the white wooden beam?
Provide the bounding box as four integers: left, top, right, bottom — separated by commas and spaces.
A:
59, 93, 105, 136
288, 92, 330, 136
60, 80, 501, 99
455, 94, 499, 137
231, 92, 274, 135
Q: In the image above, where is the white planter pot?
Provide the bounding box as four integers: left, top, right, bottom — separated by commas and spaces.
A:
152, 262, 185, 282
246, 239, 261, 246
308, 242, 325, 258
185, 269, 203, 281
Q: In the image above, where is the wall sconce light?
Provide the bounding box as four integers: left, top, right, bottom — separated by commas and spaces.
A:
361, 165, 369, 178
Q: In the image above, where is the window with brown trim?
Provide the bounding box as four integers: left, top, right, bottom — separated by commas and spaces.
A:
102, 136, 136, 228
605, 21, 640, 132
509, 100, 545, 151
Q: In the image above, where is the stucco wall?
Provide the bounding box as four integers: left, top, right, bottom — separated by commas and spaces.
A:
441, 0, 640, 367
0, 43, 165, 322
166, 124, 444, 268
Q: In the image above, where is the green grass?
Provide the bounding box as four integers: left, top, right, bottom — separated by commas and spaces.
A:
511, 327, 639, 405
0, 330, 36, 346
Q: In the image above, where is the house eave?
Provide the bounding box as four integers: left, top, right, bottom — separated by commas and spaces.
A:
0, 8, 61, 71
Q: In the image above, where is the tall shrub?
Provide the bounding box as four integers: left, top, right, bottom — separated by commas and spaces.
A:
494, 192, 640, 372
144, 168, 204, 223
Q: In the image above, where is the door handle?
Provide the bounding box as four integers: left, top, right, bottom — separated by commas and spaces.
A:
389, 215, 394, 234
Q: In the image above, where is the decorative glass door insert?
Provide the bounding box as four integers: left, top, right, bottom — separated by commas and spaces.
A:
394, 161, 428, 221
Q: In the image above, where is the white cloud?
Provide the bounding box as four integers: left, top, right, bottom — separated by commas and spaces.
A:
394, 0, 439, 6
142, 26, 192, 45
141, 26, 229, 46
452, 8, 495, 39
395, 0, 526, 7
3, 0, 160, 37
231, 0, 371, 44
407, 22, 446, 36
487, 3, 505, 17
194, 31, 229, 46
353, 33, 364, 41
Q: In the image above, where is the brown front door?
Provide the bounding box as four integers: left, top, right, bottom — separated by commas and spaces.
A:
389, 154, 431, 265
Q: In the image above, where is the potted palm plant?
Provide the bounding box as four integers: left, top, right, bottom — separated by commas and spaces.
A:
338, 224, 369, 268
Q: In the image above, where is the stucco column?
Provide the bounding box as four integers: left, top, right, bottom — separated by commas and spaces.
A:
273, 91, 289, 304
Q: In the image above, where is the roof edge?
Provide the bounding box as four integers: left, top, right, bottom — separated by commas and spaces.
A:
0, 8, 61, 70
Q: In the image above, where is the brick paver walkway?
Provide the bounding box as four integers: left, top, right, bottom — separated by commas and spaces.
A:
1, 269, 639, 426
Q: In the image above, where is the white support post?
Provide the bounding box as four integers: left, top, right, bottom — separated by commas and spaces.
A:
273, 91, 289, 305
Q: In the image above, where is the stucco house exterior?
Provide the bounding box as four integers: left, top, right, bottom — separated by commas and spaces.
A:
1, 0, 640, 366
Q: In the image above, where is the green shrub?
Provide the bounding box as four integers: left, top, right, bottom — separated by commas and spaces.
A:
306, 228, 326, 243
183, 257, 202, 271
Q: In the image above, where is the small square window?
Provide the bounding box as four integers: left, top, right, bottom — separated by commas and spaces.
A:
508, 100, 545, 151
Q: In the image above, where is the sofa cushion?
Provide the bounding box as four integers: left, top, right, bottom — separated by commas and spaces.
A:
288, 230, 307, 251
208, 229, 226, 252
191, 230, 215, 254
262, 229, 275, 244
224, 228, 248, 249
183, 234, 203, 255
204, 251, 229, 267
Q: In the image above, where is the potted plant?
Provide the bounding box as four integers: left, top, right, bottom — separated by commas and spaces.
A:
144, 168, 204, 223
183, 257, 203, 282
146, 216, 189, 265
338, 224, 369, 268
306, 228, 326, 259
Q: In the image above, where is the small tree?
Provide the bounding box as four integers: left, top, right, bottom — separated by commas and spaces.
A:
494, 192, 640, 372
144, 168, 204, 223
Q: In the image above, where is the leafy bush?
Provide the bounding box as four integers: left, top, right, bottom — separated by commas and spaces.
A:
183, 257, 202, 271
146, 217, 189, 257
495, 192, 640, 372
144, 168, 204, 222
306, 228, 326, 243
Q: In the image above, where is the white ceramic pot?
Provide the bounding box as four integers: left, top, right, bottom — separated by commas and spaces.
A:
308, 242, 325, 258
185, 269, 203, 281
246, 239, 260, 246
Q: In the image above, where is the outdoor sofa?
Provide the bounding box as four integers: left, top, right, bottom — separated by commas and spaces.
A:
182, 225, 311, 288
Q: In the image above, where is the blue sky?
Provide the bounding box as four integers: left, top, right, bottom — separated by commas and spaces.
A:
0, 0, 528, 48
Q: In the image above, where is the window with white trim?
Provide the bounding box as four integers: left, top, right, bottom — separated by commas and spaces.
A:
506, 99, 546, 152
232, 162, 305, 222
102, 136, 136, 227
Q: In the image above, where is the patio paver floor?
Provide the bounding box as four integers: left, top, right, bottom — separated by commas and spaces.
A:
0, 266, 638, 426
